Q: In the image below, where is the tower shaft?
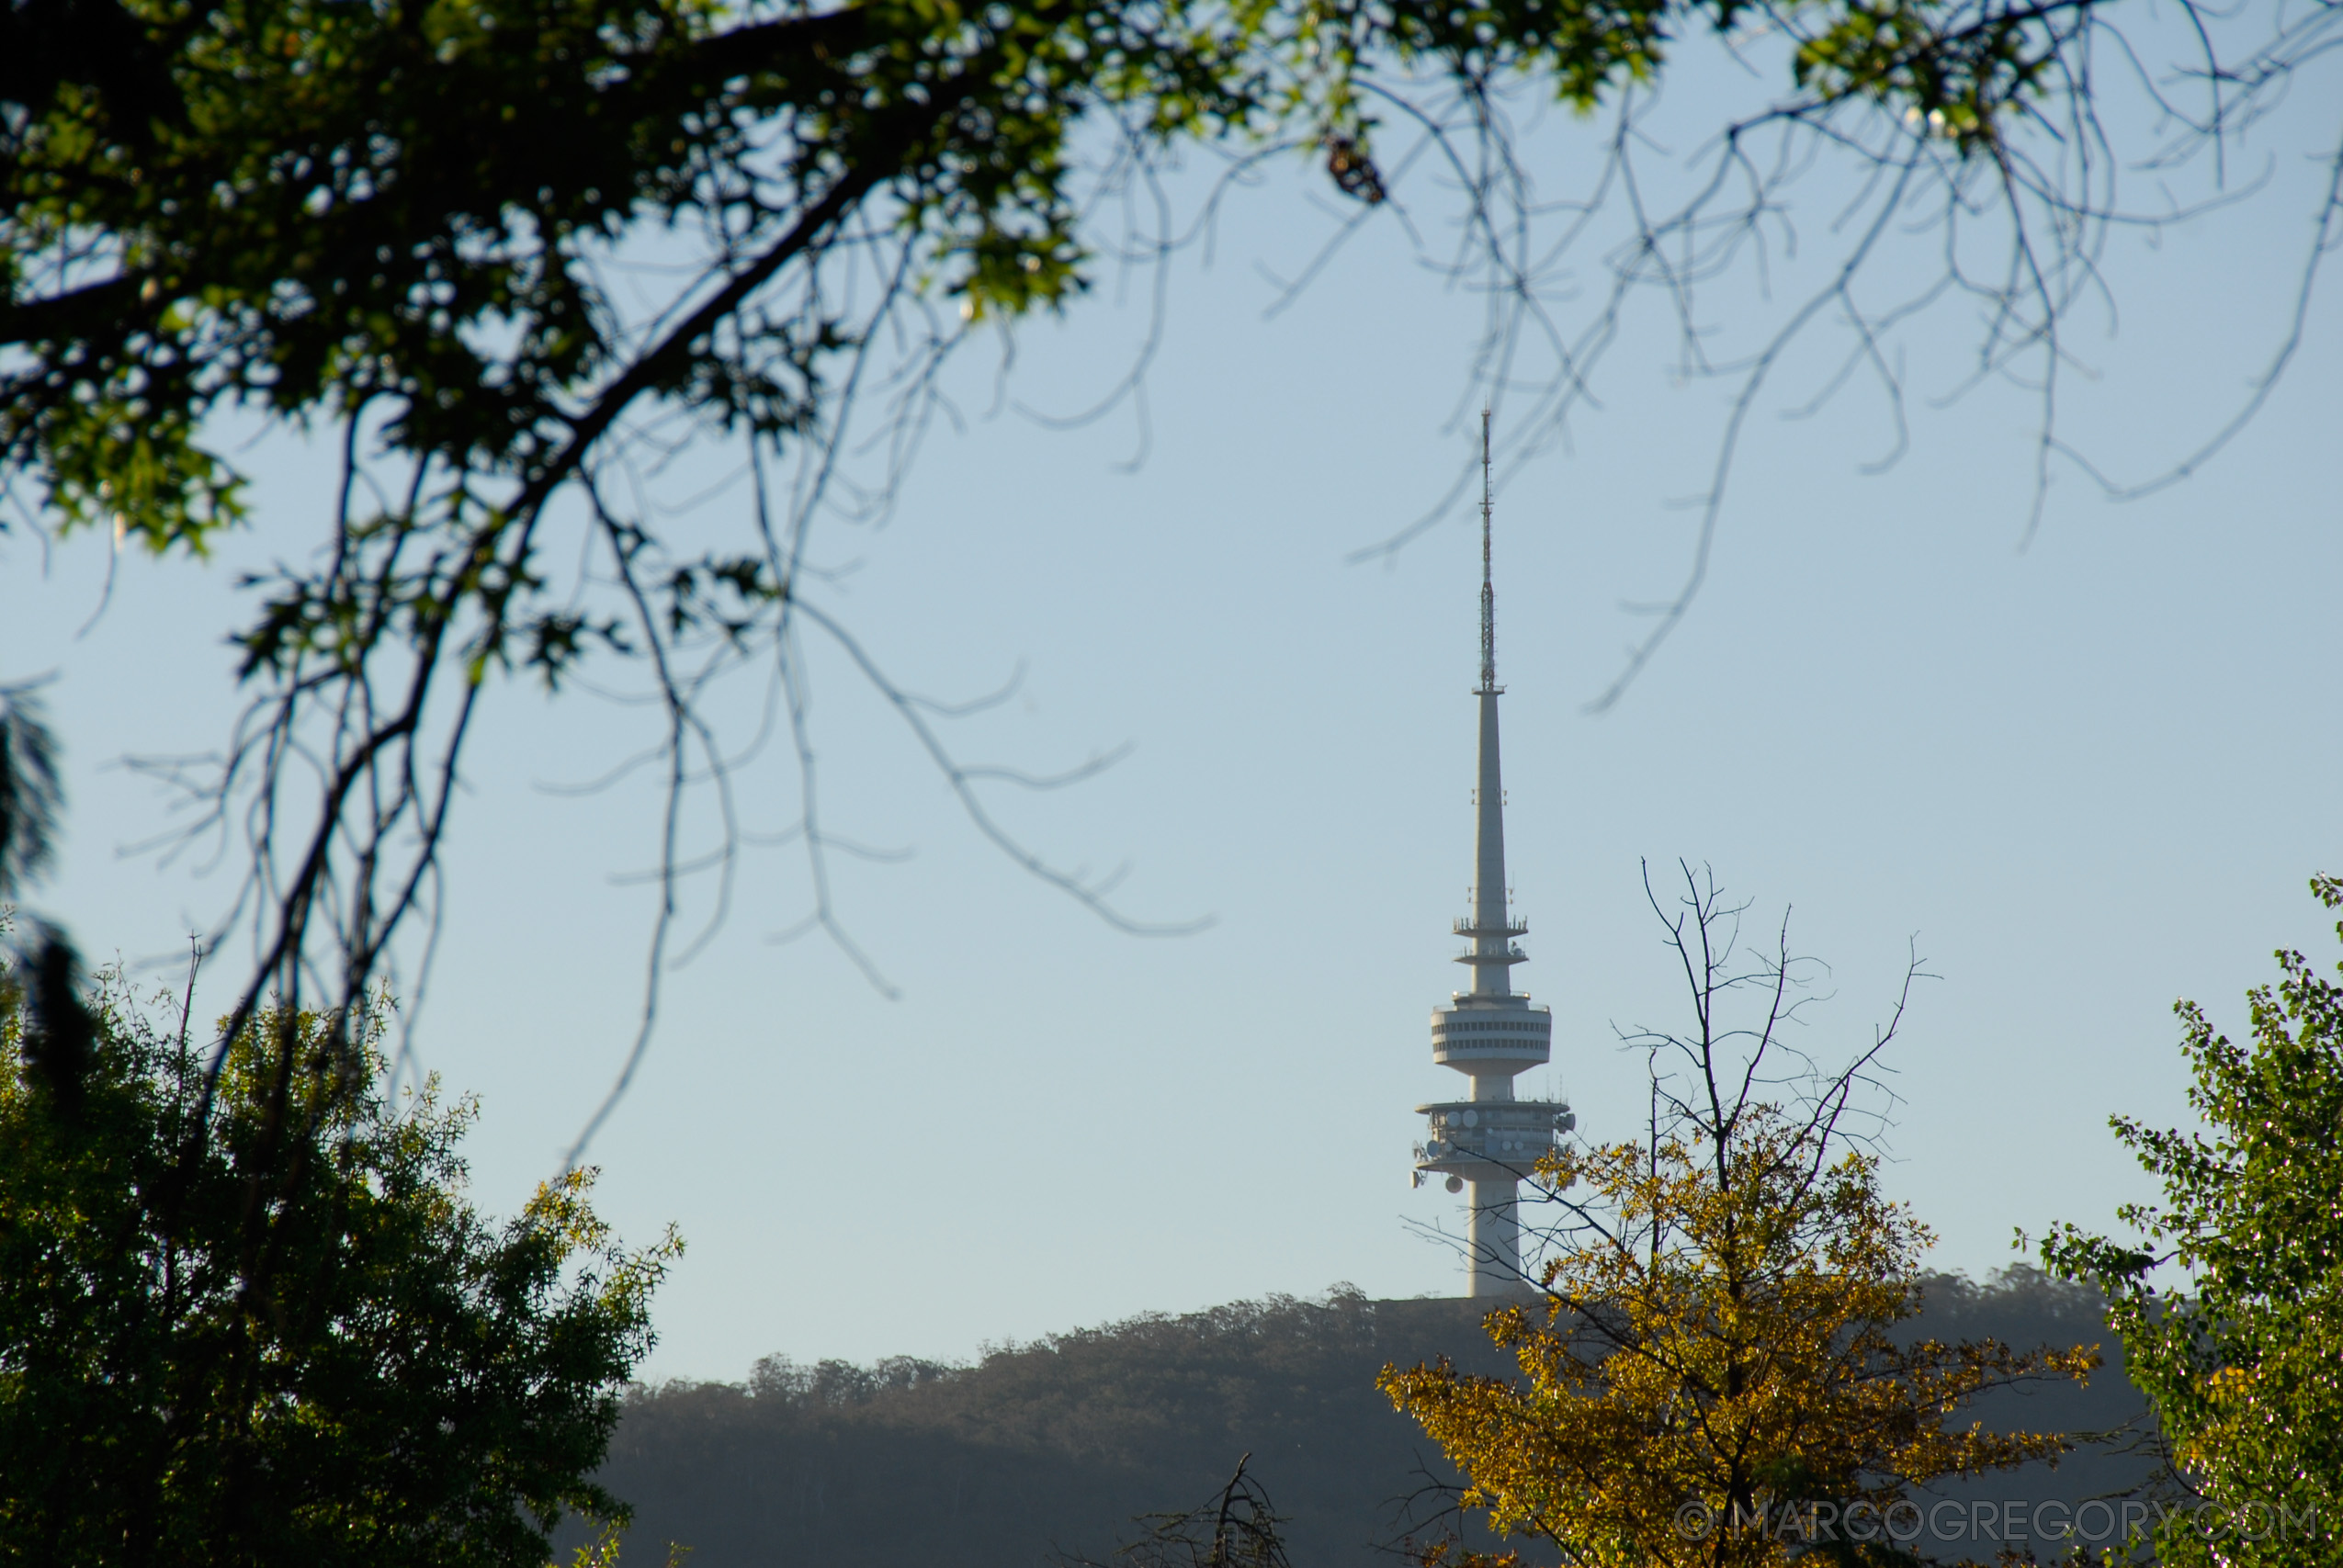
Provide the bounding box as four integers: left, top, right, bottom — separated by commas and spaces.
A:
1468, 1180, 1520, 1296
1470, 688, 1511, 998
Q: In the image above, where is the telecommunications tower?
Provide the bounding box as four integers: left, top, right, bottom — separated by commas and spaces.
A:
1409, 411, 1576, 1297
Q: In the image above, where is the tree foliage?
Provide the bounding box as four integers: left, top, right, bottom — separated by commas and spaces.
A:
0, 682, 62, 898
1382, 866, 2098, 1567
1386, 1116, 2097, 1566
0, 952, 678, 1567
2037, 873, 2343, 1567
1, 0, 2332, 1152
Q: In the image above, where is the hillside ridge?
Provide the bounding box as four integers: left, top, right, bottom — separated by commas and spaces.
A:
587, 1270, 2154, 1566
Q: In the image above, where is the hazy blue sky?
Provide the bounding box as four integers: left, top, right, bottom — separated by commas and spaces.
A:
6, 34, 2339, 1382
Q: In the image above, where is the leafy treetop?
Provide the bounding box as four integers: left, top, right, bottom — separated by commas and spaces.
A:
1385, 866, 2099, 1568
1385, 1108, 2098, 1567
0, 950, 679, 1568
2038, 873, 2343, 1567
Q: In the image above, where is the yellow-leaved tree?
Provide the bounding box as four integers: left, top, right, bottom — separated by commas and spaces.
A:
1383, 865, 2100, 1568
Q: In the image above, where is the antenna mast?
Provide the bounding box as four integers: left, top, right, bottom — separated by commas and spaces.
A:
1477, 408, 1497, 694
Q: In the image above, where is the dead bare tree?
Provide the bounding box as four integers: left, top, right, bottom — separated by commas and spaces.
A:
1056, 1453, 1297, 1568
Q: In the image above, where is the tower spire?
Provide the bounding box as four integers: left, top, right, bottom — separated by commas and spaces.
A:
1466, 408, 1513, 999
1478, 407, 1496, 695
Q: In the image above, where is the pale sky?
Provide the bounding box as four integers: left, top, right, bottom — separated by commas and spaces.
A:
6, 35, 2339, 1382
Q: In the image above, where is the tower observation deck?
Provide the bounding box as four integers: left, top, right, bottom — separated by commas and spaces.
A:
1409, 411, 1576, 1297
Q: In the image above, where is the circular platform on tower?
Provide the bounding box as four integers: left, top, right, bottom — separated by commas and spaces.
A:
1430, 998, 1552, 1071
1412, 1098, 1576, 1179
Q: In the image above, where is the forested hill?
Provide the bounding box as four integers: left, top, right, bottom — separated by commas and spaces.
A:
586, 1272, 2154, 1567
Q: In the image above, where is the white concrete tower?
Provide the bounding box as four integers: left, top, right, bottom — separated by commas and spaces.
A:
1411, 412, 1576, 1297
